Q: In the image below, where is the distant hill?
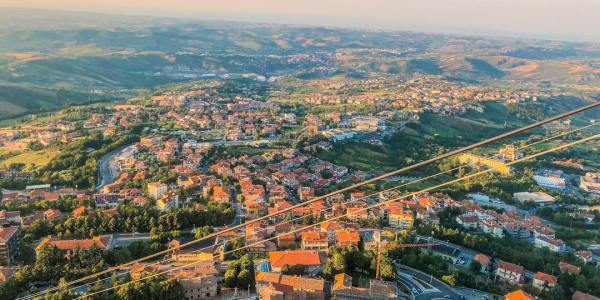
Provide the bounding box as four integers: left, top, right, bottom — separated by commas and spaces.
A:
0, 84, 99, 119
1, 7, 600, 119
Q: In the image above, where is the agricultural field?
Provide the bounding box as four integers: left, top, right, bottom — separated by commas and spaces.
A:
0, 147, 61, 171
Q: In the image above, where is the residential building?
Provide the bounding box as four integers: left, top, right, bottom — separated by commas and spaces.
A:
175, 271, 218, 299
580, 173, 600, 196
533, 272, 557, 290
496, 260, 524, 284
456, 215, 479, 230
301, 231, 328, 251
575, 250, 593, 264
534, 236, 566, 253
0, 211, 21, 224
559, 261, 581, 275
255, 272, 325, 300
171, 251, 213, 263
156, 192, 179, 212
335, 229, 360, 249
388, 209, 413, 229
499, 144, 520, 161
572, 291, 600, 300
474, 254, 490, 273
268, 250, 326, 274
36, 235, 113, 258
94, 193, 120, 209
276, 233, 296, 249
331, 273, 396, 300
147, 182, 168, 200
43, 208, 63, 221
211, 185, 231, 203
505, 290, 535, 300
0, 267, 17, 282
0, 227, 20, 265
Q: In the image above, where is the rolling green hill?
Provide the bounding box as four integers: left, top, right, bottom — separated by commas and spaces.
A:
0, 84, 106, 119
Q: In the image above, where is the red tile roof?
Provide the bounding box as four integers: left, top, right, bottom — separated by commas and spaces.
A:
336, 229, 360, 244
498, 260, 524, 274
559, 261, 581, 274
268, 250, 325, 268
474, 254, 490, 266
534, 272, 557, 285
505, 290, 535, 300
256, 272, 324, 292
572, 291, 600, 300
36, 235, 112, 251
0, 227, 18, 242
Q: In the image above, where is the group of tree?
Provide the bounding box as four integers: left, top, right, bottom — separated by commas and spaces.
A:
53, 202, 233, 240
323, 246, 395, 281
223, 255, 255, 290
35, 132, 138, 188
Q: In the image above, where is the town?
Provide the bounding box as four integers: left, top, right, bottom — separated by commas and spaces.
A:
0, 72, 599, 300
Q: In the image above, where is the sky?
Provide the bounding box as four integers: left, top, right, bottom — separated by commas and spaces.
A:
2, 0, 600, 41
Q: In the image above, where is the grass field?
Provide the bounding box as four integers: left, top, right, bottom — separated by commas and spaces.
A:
0, 148, 61, 170
317, 102, 534, 171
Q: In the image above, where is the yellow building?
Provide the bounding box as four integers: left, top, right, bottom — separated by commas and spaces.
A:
499, 144, 520, 161
172, 251, 213, 262
147, 182, 168, 200
458, 154, 511, 175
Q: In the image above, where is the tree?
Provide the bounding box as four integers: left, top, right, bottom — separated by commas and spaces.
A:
194, 226, 214, 239
442, 274, 455, 286
159, 279, 185, 299
33, 245, 64, 282
469, 260, 483, 273
224, 268, 237, 288
332, 252, 346, 273
281, 264, 306, 276
379, 255, 395, 281
237, 269, 252, 289
43, 278, 74, 300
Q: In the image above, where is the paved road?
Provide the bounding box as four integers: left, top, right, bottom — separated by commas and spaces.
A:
396, 264, 464, 300
192, 136, 278, 147
111, 233, 150, 248
416, 235, 476, 268
455, 287, 499, 300
230, 202, 244, 226
96, 144, 137, 190
416, 235, 535, 279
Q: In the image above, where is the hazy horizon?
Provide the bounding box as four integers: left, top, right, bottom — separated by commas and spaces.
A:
2, 0, 600, 42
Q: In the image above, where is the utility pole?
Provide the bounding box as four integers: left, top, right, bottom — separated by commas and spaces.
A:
376, 242, 381, 279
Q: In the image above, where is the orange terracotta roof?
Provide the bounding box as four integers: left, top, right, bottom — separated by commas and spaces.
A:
301, 230, 327, 242
336, 229, 360, 243
72, 206, 88, 217
268, 250, 324, 268
255, 272, 324, 292
534, 272, 557, 285
474, 254, 490, 266
559, 261, 581, 274
505, 290, 535, 300
0, 227, 18, 242
498, 261, 524, 274
37, 235, 111, 251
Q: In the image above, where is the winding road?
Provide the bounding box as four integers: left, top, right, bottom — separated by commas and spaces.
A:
396, 264, 464, 300
96, 144, 138, 191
